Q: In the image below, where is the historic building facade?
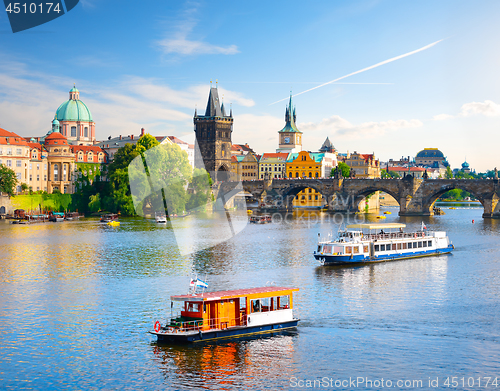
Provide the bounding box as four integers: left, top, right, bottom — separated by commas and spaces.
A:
194, 86, 233, 181
53, 86, 96, 145
259, 153, 288, 179
343, 151, 381, 178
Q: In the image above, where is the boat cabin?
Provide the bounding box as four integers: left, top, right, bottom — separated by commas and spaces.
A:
168, 286, 299, 332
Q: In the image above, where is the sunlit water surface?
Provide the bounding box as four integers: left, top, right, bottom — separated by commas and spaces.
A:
1, 206, 499, 390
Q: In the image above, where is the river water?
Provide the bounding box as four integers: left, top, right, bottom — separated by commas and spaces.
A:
1, 205, 499, 390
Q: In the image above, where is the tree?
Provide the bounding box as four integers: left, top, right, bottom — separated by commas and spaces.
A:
0, 165, 17, 195
330, 162, 350, 178
381, 169, 400, 179
21, 183, 29, 193
186, 168, 213, 211
445, 166, 453, 179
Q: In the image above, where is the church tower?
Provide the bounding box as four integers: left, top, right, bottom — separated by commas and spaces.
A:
194, 84, 233, 181
276, 94, 302, 153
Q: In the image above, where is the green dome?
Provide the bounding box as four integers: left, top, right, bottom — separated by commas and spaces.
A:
55, 97, 93, 122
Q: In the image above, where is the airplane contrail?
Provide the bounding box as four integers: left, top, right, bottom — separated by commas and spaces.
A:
269, 38, 444, 105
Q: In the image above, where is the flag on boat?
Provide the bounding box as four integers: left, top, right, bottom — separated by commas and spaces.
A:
421, 221, 427, 230
190, 278, 208, 288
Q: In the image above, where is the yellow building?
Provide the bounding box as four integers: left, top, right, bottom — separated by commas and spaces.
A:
286, 151, 327, 208
259, 152, 288, 179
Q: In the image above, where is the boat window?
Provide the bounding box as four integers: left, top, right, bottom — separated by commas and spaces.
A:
418, 242, 423, 248
392, 244, 397, 251
363, 245, 368, 253
346, 246, 352, 254
322, 245, 333, 254
402, 243, 407, 249
397, 243, 402, 250
261, 297, 271, 312
380, 244, 385, 251
408, 242, 412, 249
186, 302, 201, 312
317, 245, 321, 252
203, 303, 207, 313
374, 245, 380, 252
240, 297, 247, 313
251, 299, 261, 313
270, 297, 278, 311
353, 246, 359, 254
428, 241, 432, 247
278, 295, 289, 310
413, 242, 418, 248
423, 241, 427, 247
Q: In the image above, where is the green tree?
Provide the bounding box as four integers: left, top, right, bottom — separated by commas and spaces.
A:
454, 170, 472, 179
186, 168, 213, 211
330, 162, 350, 178
381, 169, 400, 179
20, 183, 29, 193
445, 166, 453, 179
0, 165, 17, 195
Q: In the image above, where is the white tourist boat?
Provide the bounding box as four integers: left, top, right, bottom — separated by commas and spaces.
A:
155, 212, 167, 223
314, 223, 454, 265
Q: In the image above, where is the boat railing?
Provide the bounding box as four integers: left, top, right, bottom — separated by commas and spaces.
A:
358, 232, 427, 241
164, 314, 248, 333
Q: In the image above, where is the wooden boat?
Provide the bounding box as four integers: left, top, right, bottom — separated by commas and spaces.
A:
150, 286, 299, 343
100, 214, 118, 223
314, 223, 454, 265
249, 215, 272, 224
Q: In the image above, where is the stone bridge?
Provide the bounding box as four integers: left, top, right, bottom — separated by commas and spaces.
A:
217, 176, 500, 218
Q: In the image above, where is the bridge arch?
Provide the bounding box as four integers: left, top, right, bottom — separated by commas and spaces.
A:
348, 186, 401, 212
280, 182, 329, 209
421, 184, 488, 214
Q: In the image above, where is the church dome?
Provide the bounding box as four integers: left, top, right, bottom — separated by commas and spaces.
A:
462, 161, 470, 169
416, 148, 444, 158
55, 86, 93, 122
45, 131, 69, 145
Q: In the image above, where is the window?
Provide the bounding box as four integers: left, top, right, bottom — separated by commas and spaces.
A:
44, 174, 47, 181
37, 164, 40, 170
278, 295, 290, 309
363, 245, 368, 253
428, 241, 432, 247
402, 243, 407, 249
16, 173, 21, 180
7, 148, 12, 155
0, 148, 2, 155
71, 127, 76, 137
6, 160, 12, 167
84, 127, 88, 137
346, 246, 352, 254
418, 241, 423, 248
54, 164, 58, 181
251, 299, 261, 313
423, 241, 428, 247
375, 245, 380, 252
16, 148, 22, 155
261, 297, 271, 312
44, 164, 47, 170
29, 174, 32, 181
78, 153, 83, 162
353, 246, 360, 254
37, 175, 39, 181
397, 243, 402, 250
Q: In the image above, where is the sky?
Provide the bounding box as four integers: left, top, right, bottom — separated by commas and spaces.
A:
0, 0, 500, 171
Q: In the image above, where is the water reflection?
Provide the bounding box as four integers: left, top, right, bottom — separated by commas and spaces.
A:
151, 335, 296, 390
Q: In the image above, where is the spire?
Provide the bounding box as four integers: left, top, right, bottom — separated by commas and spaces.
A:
279, 91, 300, 133
230, 103, 232, 118
204, 87, 223, 117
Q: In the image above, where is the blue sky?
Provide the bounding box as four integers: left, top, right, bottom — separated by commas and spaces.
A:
1, 0, 499, 171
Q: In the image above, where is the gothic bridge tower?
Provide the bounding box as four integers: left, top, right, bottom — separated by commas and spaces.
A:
194, 85, 233, 181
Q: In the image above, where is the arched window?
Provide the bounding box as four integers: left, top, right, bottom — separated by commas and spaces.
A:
309, 172, 312, 178
71, 127, 76, 137
295, 172, 299, 178
315, 172, 319, 178
289, 172, 292, 178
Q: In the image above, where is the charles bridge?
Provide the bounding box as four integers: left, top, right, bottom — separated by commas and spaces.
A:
217, 176, 500, 218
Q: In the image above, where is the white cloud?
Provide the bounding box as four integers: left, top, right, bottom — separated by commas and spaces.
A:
299, 115, 422, 139
459, 100, 500, 117
432, 113, 454, 121
156, 7, 238, 56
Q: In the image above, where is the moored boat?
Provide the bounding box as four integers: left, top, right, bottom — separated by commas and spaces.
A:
314, 223, 454, 266
150, 285, 299, 343
49, 212, 65, 222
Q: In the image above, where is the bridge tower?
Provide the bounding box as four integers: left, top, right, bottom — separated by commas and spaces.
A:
276, 94, 302, 154
194, 84, 233, 181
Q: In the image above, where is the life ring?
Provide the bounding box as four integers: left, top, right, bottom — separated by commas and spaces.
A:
154, 321, 161, 333
414, 233, 417, 238
422, 232, 425, 237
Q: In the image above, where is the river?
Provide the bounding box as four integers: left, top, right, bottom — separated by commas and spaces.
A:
1, 205, 499, 390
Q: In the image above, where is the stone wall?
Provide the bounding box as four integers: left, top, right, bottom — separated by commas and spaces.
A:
0, 194, 13, 215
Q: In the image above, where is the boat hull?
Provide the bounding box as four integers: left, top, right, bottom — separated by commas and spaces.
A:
314, 245, 454, 265
150, 319, 299, 344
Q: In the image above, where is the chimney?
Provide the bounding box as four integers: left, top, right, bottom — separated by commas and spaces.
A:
140, 128, 145, 137
119, 135, 122, 140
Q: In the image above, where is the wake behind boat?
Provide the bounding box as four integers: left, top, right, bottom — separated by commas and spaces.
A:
314, 223, 454, 266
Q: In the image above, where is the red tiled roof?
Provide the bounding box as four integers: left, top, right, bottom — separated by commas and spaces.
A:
260, 152, 289, 160
168, 136, 188, 144
27, 142, 43, 150
72, 145, 104, 153
171, 286, 299, 302
0, 127, 29, 146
